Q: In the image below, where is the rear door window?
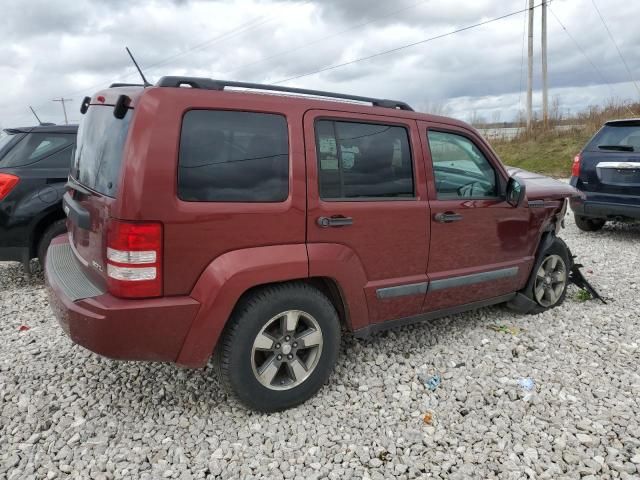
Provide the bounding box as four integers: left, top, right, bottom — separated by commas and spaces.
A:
73, 106, 132, 197
315, 120, 414, 199
1, 133, 74, 168
178, 110, 289, 202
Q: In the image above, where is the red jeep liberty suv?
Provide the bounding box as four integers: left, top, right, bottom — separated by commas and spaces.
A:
46, 77, 579, 411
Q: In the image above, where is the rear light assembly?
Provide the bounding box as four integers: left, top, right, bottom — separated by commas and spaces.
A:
0, 173, 19, 201
106, 220, 162, 298
571, 154, 581, 177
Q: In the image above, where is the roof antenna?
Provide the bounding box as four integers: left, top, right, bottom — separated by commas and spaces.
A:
29, 106, 44, 125
125, 46, 151, 87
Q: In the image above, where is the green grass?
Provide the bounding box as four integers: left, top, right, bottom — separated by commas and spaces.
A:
575, 289, 592, 302
492, 129, 592, 177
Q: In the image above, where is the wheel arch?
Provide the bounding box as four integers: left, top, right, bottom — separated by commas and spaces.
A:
29, 206, 66, 258
176, 243, 368, 368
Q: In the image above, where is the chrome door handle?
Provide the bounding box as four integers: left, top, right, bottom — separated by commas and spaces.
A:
317, 216, 353, 228
433, 212, 463, 223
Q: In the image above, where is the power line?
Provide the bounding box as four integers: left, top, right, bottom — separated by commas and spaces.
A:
549, 5, 636, 116
227, 0, 430, 78
23, 2, 313, 119
273, 2, 550, 85
548, 6, 612, 90
590, 0, 640, 98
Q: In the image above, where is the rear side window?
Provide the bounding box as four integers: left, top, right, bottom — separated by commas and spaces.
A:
1, 133, 74, 168
587, 124, 640, 152
178, 110, 289, 202
73, 106, 132, 197
315, 120, 414, 199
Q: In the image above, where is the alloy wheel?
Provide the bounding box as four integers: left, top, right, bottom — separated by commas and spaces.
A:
251, 310, 323, 390
534, 254, 567, 307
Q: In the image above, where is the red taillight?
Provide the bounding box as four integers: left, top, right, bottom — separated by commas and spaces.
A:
571, 154, 581, 177
0, 173, 19, 201
106, 220, 162, 298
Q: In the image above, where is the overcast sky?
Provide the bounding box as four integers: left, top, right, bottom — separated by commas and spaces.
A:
1, 0, 639, 127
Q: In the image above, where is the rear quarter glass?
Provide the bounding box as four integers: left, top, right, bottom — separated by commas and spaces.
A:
74, 106, 132, 197
0, 133, 75, 168
177, 110, 289, 202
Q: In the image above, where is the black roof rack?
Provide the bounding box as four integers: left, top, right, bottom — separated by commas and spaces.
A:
155, 76, 414, 111
109, 82, 145, 88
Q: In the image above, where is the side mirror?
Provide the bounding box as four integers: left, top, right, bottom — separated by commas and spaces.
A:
506, 176, 526, 207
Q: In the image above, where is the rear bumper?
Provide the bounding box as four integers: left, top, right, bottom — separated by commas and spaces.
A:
45, 236, 200, 364
570, 195, 640, 220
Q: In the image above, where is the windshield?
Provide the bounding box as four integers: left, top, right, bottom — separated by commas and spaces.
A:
72, 106, 132, 197
588, 125, 640, 152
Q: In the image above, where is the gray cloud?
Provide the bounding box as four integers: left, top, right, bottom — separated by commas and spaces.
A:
2, 0, 639, 128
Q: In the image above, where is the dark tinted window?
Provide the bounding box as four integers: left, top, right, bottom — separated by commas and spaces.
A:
1, 133, 74, 168
178, 110, 289, 202
587, 124, 640, 151
427, 131, 498, 199
74, 106, 132, 197
38, 145, 74, 168
316, 120, 414, 199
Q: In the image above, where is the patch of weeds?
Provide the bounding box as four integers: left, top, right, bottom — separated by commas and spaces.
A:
575, 289, 591, 302
487, 324, 522, 335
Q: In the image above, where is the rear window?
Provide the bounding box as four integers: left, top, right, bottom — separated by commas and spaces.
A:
0, 132, 74, 168
587, 124, 640, 152
178, 110, 289, 202
73, 106, 132, 197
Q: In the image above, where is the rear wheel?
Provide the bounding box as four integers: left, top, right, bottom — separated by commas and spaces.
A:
38, 219, 67, 266
574, 214, 605, 232
215, 283, 340, 412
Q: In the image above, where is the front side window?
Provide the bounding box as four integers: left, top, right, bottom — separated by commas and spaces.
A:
178, 110, 289, 202
427, 131, 498, 199
316, 120, 414, 199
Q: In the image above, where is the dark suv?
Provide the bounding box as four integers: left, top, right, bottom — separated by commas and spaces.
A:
0, 124, 77, 270
46, 78, 579, 411
570, 119, 640, 231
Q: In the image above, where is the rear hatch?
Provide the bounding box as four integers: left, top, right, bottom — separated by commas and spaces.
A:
579, 120, 640, 198
66, 100, 133, 290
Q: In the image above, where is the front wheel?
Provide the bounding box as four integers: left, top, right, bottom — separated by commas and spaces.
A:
528, 238, 570, 313
215, 283, 341, 412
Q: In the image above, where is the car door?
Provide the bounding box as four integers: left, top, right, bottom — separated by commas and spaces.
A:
419, 122, 534, 312
304, 110, 430, 325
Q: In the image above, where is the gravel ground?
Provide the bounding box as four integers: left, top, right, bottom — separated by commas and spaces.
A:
1, 214, 640, 480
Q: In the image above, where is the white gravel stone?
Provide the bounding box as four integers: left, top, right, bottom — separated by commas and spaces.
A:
1, 215, 640, 479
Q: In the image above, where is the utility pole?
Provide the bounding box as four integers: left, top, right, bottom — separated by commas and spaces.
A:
541, 0, 549, 128
52, 98, 72, 125
526, 0, 534, 130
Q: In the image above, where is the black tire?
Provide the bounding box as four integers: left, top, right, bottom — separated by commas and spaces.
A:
215, 282, 341, 412
525, 237, 571, 314
38, 219, 67, 266
574, 214, 605, 232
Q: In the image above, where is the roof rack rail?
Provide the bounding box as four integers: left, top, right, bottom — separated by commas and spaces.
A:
109, 82, 145, 88
155, 76, 414, 111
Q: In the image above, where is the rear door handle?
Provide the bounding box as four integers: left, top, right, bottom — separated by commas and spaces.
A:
317, 216, 353, 228
433, 212, 463, 223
